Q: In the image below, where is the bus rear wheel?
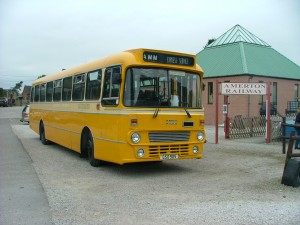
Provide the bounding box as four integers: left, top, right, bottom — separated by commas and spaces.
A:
40, 122, 49, 145
86, 133, 103, 167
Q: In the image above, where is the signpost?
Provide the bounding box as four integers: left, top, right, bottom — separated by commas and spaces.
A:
215, 82, 271, 144
220, 83, 267, 95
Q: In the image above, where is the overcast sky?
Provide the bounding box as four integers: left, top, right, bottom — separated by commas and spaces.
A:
0, 0, 299, 90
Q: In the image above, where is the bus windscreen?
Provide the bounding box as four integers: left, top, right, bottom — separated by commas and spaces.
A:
123, 68, 201, 108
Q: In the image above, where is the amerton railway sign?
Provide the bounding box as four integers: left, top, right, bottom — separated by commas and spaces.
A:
221, 82, 267, 95
215, 81, 271, 144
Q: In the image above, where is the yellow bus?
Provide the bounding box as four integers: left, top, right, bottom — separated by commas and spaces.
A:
30, 49, 205, 166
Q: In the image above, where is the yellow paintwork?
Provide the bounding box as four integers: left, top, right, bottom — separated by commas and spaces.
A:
30, 49, 205, 165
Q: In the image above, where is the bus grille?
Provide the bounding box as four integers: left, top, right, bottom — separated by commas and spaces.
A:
149, 144, 189, 157
149, 131, 190, 143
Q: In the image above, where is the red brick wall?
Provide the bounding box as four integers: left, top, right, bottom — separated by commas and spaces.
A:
202, 75, 300, 125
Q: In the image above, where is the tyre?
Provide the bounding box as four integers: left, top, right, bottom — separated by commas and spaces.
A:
86, 133, 103, 167
282, 158, 300, 187
40, 123, 49, 145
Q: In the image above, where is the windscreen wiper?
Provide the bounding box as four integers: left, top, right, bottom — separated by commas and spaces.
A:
153, 108, 160, 118
184, 108, 192, 118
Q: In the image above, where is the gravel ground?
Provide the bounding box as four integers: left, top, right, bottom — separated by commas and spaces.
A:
4, 107, 300, 224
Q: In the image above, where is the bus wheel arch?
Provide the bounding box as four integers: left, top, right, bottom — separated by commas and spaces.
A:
80, 127, 103, 167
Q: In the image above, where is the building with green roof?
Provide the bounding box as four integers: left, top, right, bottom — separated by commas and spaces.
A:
196, 25, 300, 125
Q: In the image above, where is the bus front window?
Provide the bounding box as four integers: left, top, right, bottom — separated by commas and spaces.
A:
124, 68, 201, 108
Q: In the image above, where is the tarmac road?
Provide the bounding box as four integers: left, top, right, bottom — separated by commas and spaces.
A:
0, 106, 300, 225
0, 106, 53, 225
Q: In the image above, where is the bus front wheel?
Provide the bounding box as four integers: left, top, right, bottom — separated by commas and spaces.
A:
86, 133, 103, 167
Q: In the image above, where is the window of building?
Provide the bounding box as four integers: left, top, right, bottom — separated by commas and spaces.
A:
86, 70, 101, 100
208, 82, 213, 104
272, 82, 277, 105
295, 84, 299, 101
258, 81, 264, 105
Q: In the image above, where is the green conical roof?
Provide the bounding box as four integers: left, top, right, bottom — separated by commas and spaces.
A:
207, 24, 270, 47
197, 25, 300, 80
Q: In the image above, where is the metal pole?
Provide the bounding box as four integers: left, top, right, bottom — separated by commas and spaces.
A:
282, 116, 286, 154
266, 81, 271, 143
215, 80, 219, 144
225, 96, 230, 139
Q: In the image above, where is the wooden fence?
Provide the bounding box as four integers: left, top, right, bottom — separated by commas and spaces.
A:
271, 114, 296, 142
228, 114, 296, 141
229, 115, 265, 139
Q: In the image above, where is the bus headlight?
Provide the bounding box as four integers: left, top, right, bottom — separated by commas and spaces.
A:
137, 148, 145, 157
197, 131, 205, 141
193, 146, 199, 154
131, 132, 141, 144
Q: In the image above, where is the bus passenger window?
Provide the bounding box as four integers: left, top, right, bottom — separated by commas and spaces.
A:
73, 74, 85, 101
30, 87, 34, 102
46, 81, 53, 102
86, 70, 101, 101
62, 77, 72, 101
34, 85, 40, 102
102, 67, 121, 106
40, 84, 46, 102
53, 79, 62, 101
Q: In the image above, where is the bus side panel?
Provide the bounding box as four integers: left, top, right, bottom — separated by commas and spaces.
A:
69, 112, 86, 153
90, 113, 130, 164
93, 140, 121, 164
70, 132, 81, 153
29, 108, 40, 135
44, 111, 72, 149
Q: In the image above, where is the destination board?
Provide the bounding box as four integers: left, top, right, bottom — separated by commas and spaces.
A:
143, 51, 194, 66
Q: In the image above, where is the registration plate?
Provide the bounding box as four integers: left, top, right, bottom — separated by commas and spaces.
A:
160, 154, 179, 160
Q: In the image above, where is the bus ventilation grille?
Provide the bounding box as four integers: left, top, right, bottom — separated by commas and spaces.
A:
149, 144, 189, 157
149, 131, 190, 143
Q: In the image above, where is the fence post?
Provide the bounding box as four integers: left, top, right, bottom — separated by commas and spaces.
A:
282, 116, 286, 154
250, 117, 253, 137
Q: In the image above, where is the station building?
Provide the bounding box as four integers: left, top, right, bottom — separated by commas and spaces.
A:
196, 25, 300, 125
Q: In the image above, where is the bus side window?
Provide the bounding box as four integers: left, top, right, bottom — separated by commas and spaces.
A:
102, 66, 121, 106
73, 74, 85, 101
30, 87, 35, 102
86, 70, 101, 100
46, 81, 53, 102
34, 85, 40, 102
40, 84, 46, 102
62, 77, 72, 101
53, 79, 62, 101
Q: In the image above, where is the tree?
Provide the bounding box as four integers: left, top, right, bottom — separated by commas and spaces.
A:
11, 81, 23, 96
204, 38, 216, 48
0, 88, 3, 97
